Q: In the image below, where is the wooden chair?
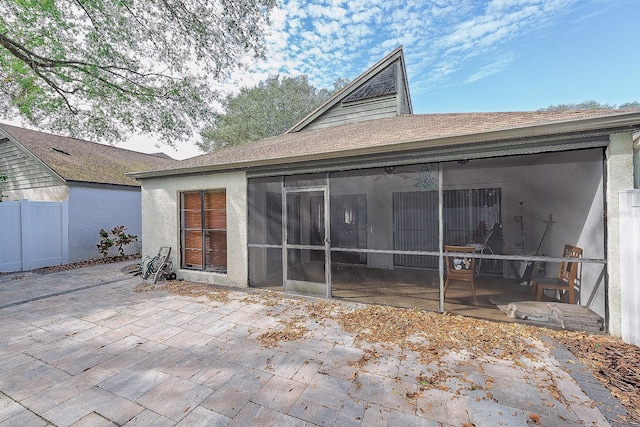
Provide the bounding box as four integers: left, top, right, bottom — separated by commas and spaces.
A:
532, 244, 582, 304
444, 245, 478, 305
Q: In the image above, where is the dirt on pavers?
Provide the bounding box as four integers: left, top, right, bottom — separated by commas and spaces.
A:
133, 279, 230, 303
337, 306, 640, 424
337, 305, 542, 363
257, 315, 308, 347
133, 278, 639, 424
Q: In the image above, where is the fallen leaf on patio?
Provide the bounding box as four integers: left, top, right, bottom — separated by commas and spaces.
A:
550, 330, 640, 423
130, 268, 640, 424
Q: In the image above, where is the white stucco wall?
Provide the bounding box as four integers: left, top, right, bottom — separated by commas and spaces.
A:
68, 184, 142, 262
3, 185, 68, 202
140, 171, 248, 288
606, 132, 635, 337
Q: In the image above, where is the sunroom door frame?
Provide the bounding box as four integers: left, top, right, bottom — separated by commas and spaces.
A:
283, 185, 331, 298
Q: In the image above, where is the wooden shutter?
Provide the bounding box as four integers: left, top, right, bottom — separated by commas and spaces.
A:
181, 190, 227, 272
204, 191, 226, 230
204, 191, 227, 271
182, 192, 203, 268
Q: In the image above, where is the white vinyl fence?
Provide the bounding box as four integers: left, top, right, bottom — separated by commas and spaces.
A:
0, 199, 68, 272
620, 190, 640, 346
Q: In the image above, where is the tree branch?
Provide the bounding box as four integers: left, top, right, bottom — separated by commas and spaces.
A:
71, 0, 101, 31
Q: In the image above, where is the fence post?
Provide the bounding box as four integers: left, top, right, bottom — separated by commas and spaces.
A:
20, 199, 30, 271
61, 199, 69, 265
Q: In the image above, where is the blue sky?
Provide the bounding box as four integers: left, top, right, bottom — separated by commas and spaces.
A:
137, 0, 640, 158
253, 0, 639, 113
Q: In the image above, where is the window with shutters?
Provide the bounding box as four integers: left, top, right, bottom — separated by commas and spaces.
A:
180, 190, 227, 273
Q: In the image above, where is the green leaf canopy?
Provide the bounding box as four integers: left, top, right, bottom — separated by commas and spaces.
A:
199, 75, 346, 151
0, 0, 276, 145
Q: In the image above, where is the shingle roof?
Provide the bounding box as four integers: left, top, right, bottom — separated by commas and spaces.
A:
0, 123, 175, 186
161, 109, 640, 174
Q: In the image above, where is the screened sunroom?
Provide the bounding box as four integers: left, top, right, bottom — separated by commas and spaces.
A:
131, 47, 640, 335
247, 147, 606, 320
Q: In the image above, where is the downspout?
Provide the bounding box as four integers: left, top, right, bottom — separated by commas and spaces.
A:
438, 163, 445, 313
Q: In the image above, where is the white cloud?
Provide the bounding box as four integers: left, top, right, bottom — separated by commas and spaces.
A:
230, 0, 585, 101
351, 7, 381, 24
464, 55, 515, 83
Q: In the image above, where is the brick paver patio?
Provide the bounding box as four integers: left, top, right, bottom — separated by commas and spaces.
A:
0, 262, 622, 426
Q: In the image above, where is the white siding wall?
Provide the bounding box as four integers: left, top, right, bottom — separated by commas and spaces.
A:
304, 96, 398, 131
0, 138, 66, 201
397, 70, 411, 114
140, 171, 248, 288
3, 185, 68, 202
68, 185, 142, 262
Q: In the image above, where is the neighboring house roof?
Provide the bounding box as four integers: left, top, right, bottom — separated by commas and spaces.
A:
129, 109, 640, 179
0, 123, 175, 187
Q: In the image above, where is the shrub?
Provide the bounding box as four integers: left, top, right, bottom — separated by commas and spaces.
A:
97, 225, 138, 257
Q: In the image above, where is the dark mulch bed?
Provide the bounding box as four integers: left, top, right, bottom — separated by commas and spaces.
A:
551, 331, 640, 424
36, 254, 142, 273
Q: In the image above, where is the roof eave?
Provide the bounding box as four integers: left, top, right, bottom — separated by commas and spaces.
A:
66, 180, 140, 189
398, 50, 413, 114
0, 126, 67, 185
128, 112, 640, 181
286, 46, 406, 133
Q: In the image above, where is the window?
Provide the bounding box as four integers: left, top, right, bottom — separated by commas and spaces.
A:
393, 188, 502, 273
180, 190, 227, 273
